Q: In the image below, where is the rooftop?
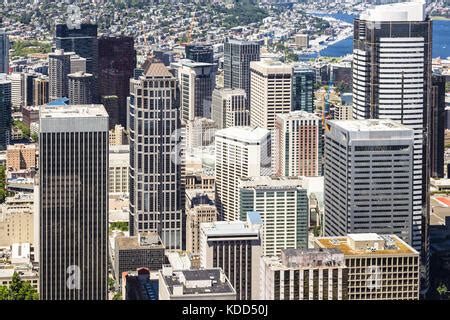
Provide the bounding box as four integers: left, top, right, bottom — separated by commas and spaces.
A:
238, 176, 306, 190
328, 119, 413, 132
277, 110, 321, 122
115, 232, 165, 250
360, 0, 426, 22
40, 104, 108, 118
143, 60, 174, 78
201, 219, 260, 238
160, 267, 235, 297
215, 126, 270, 143
315, 234, 418, 256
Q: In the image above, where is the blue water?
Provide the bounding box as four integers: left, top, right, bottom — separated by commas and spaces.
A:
301, 12, 450, 59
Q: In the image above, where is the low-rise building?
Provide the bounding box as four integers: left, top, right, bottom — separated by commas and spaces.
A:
158, 266, 236, 300
314, 233, 420, 300
260, 248, 348, 300
6, 144, 37, 171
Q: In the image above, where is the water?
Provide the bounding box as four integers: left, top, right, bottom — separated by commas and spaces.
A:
301, 12, 450, 59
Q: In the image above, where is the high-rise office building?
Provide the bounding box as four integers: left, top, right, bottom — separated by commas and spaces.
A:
0, 76, 11, 150
250, 60, 292, 131
275, 111, 323, 177
430, 74, 446, 178
129, 61, 184, 249
324, 119, 415, 245
9, 72, 22, 108
101, 95, 120, 129
70, 54, 87, 74
48, 49, 73, 101
315, 233, 420, 300
175, 60, 215, 122
352, 0, 432, 251
55, 24, 99, 78
185, 44, 214, 64
33, 76, 49, 106
211, 88, 249, 129
98, 35, 136, 128
22, 72, 37, 107
39, 104, 109, 300
0, 29, 9, 74
199, 212, 263, 300
186, 198, 217, 255
238, 176, 309, 256
292, 65, 315, 113
260, 249, 349, 300
68, 72, 94, 105
223, 39, 260, 106
215, 126, 271, 221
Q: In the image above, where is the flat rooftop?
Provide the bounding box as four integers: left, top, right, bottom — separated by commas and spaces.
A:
201, 220, 259, 238
328, 119, 413, 132
238, 175, 306, 189
215, 126, 270, 143
315, 234, 418, 256
360, 0, 425, 22
161, 268, 235, 296
116, 232, 164, 250
40, 104, 108, 118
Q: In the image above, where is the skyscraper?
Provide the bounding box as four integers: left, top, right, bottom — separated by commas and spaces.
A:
324, 119, 415, 245
238, 176, 309, 255
352, 0, 432, 251
430, 74, 446, 178
199, 212, 263, 300
292, 65, 315, 113
250, 60, 292, 131
211, 88, 249, 129
275, 111, 323, 177
185, 44, 214, 64
48, 49, 73, 101
68, 72, 94, 105
0, 29, 9, 74
175, 60, 215, 122
223, 39, 260, 106
129, 61, 184, 249
98, 35, 136, 128
39, 104, 109, 300
215, 126, 271, 221
33, 76, 49, 106
55, 24, 99, 78
0, 76, 11, 150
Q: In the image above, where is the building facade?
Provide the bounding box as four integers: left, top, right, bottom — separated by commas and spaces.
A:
292, 65, 315, 113
68, 72, 94, 105
128, 61, 184, 249
324, 119, 415, 245
275, 111, 323, 177
39, 104, 109, 300
215, 126, 271, 221
238, 176, 309, 256
211, 88, 249, 129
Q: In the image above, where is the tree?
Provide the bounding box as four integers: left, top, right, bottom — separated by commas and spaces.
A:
437, 283, 448, 300
0, 272, 39, 300
108, 277, 116, 292
112, 292, 122, 300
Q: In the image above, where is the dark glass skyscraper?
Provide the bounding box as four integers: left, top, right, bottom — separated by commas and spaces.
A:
39, 104, 109, 300
223, 39, 260, 107
0, 77, 11, 150
129, 60, 184, 249
430, 74, 446, 178
98, 35, 136, 128
55, 24, 98, 77
292, 66, 315, 113
185, 44, 214, 64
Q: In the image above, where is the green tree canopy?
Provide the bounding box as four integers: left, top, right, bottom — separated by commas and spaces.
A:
0, 272, 39, 300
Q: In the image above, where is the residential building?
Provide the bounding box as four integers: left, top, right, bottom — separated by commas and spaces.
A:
275, 111, 323, 177
250, 60, 292, 131
215, 126, 271, 221
68, 72, 94, 105
211, 88, 249, 129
